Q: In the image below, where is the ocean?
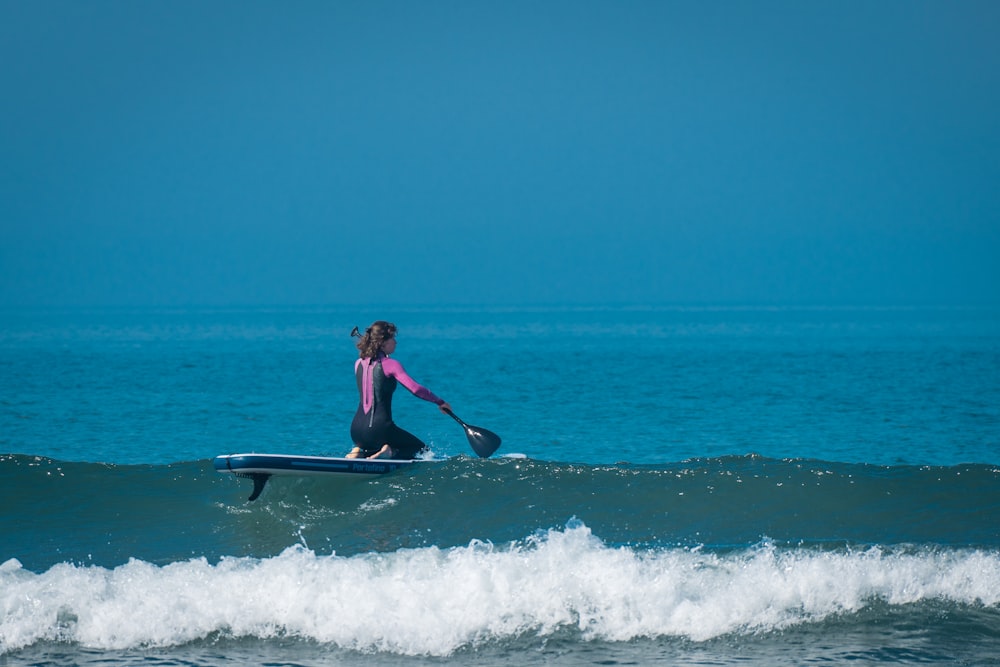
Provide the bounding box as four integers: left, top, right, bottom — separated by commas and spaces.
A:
2, 305, 998, 665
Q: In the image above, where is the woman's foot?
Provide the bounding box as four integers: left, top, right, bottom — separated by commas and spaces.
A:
345, 447, 363, 459
366, 444, 394, 459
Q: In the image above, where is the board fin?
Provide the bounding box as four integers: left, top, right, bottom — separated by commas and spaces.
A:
236, 472, 271, 501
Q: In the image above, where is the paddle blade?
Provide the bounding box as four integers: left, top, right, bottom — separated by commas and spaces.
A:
463, 423, 501, 458
444, 408, 501, 458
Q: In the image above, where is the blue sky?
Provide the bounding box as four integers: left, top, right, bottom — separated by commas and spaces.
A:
2, 0, 998, 307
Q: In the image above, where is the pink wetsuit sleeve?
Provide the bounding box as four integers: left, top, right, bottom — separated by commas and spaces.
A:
380, 358, 444, 405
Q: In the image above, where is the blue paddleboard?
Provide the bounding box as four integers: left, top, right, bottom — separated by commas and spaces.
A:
213, 453, 417, 500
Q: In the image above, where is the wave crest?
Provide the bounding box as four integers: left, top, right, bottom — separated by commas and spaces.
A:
3, 521, 999, 656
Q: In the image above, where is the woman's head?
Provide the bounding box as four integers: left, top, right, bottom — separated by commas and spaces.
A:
352, 320, 397, 359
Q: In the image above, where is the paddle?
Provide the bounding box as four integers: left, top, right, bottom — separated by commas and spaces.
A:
444, 408, 501, 458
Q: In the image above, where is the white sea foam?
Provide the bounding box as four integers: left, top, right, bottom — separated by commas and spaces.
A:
2, 522, 999, 656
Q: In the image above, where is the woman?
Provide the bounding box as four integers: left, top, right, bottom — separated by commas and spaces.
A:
347, 321, 451, 459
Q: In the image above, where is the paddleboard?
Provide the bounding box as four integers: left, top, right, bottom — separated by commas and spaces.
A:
213, 453, 417, 500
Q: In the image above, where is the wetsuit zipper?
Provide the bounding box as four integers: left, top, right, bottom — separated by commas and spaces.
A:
368, 360, 377, 428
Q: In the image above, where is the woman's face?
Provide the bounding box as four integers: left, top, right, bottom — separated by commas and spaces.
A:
381, 337, 397, 355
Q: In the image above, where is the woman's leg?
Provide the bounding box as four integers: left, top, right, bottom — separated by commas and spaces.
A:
382, 426, 427, 460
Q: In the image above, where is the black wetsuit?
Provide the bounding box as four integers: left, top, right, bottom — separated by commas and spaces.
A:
350, 354, 443, 459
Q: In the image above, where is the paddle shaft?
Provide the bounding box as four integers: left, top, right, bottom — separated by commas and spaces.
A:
443, 408, 469, 428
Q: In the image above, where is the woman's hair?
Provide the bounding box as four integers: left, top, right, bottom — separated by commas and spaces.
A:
351, 321, 397, 359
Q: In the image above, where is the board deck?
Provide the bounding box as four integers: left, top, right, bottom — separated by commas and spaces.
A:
213, 453, 417, 500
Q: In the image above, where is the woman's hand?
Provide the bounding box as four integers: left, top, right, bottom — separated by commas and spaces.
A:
438, 402, 452, 414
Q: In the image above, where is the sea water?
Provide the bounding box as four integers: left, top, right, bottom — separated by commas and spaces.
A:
1, 305, 999, 665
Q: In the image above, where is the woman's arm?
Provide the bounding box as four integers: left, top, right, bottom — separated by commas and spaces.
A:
381, 358, 445, 404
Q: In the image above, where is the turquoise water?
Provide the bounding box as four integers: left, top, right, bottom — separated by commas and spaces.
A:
2, 306, 999, 665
